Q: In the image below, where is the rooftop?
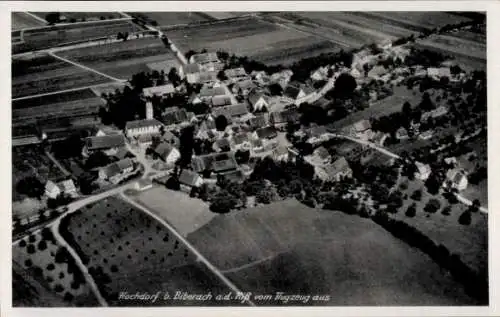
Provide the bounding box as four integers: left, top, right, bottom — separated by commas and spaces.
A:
125, 119, 162, 131
86, 134, 125, 151
142, 84, 175, 97
178, 169, 202, 187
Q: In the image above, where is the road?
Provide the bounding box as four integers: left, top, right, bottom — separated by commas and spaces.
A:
12, 82, 123, 101
333, 133, 488, 214
120, 193, 256, 307
44, 150, 71, 176
51, 219, 108, 306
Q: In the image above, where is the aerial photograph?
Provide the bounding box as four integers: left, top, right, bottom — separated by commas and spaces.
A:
11, 11, 487, 307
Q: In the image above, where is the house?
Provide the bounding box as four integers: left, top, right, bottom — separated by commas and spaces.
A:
211, 103, 249, 121
306, 126, 329, 143
367, 65, 389, 79
269, 109, 300, 128
142, 84, 175, 98
113, 147, 132, 161
83, 134, 126, 157
161, 108, 189, 129
313, 146, 331, 164
199, 86, 226, 101
248, 91, 270, 112
135, 179, 153, 191
145, 101, 154, 119
253, 126, 278, 140
272, 146, 289, 161
415, 162, 431, 181
179, 63, 201, 83
188, 92, 203, 105
396, 127, 409, 140
198, 71, 218, 84
178, 169, 204, 189
419, 130, 434, 140
427, 67, 451, 79
224, 67, 248, 81
189, 52, 219, 65
283, 82, 315, 105
445, 168, 468, 191
251, 138, 264, 152
99, 158, 134, 184
125, 119, 163, 137
45, 180, 61, 199
211, 95, 232, 107
161, 130, 179, 146
231, 132, 251, 150
315, 157, 352, 182
352, 119, 373, 141
135, 133, 159, 148
213, 138, 231, 152
153, 142, 180, 165
310, 66, 330, 81
191, 152, 238, 173
60, 179, 77, 196
233, 79, 256, 96
248, 113, 270, 130
414, 67, 428, 77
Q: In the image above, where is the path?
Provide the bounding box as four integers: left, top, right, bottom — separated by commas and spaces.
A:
51, 219, 108, 306
49, 52, 127, 82
23, 12, 47, 24
120, 193, 256, 307
17, 16, 133, 33
44, 150, 71, 177
125, 142, 153, 179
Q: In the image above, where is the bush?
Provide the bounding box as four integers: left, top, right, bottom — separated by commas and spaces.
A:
28, 235, 36, 243
24, 259, 32, 267
410, 189, 422, 201
63, 292, 74, 302
19, 240, 27, 248
458, 210, 472, 225
46, 263, 55, 271
441, 205, 452, 216
54, 284, 64, 293
33, 266, 43, 278
405, 203, 417, 217
27, 244, 36, 254
38, 240, 48, 251
110, 265, 119, 273
424, 199, 441, 213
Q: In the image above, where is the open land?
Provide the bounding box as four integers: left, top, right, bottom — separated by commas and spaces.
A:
12, 230, 99, 306
12, 54, 112, 99
12, 12, 46, 30
31, 12, 123, 23
58, 196, 241, 306
13, 20, 143, 54
188, 199, 476, 305
164, 17, 340, 66
134, 186, 216, 237
58, 37, 181, 80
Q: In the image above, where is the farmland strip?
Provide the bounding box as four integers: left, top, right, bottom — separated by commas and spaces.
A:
49, 52, 127, 82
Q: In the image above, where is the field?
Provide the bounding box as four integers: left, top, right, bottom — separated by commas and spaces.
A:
187, 199, 477, 305
12, 145, 67, 202
12, 12, 46, 30
12, 229, 99, 306
13, 20, 143, 54
12, 54, 112, 98
203, 12, 249, 20
59, 196, 240, 306
134, 186, 216, 237
392, 176, 487, 277
58, 37, 181, 80
415, 29, 486, 71
130, 12, 213, 26
31, 12, 123, 22
164, 17, 340, 66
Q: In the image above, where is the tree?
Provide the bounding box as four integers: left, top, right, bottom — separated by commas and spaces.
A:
38, 240, 48, 251
85, 151, 111, 169
24, 259, 32, 267
54, 284, 64, 293
334, 73, 357, 97
405, 203, 417, 217
45, 12, 61, 24
424, 198, 441, 213
178, 125, 195, 167
217, 70, 228, 81
441, 205, 452, 216
16, 176, 44, 199
167, 67, 181, 85
47, 263, 55, 271
419, 92, 435, 111
27, 244, 36, 254
256, 188, 274, 204
110, 265, 119, 273
458, 210, 472, 225
64, 292, 74, 302
209, 190, 237, 214
165, 176, 180, 190
235, 149, 250, 164
410, 189, 422, 201
215, 115, 228, 132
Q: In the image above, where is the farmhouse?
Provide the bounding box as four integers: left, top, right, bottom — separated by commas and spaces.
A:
352, 119, 373, 141
415, 162, 432, 181
189, 52, 219, 65
153, 142, 180, 165
99, 158, 134, 184
233, 79, 256, 96
269, 109, 301, 128
199, 86, 226, 100
211, 103, 249, 121
272, 145, 290, 162
315, 157, 352, 182
83, 134, 126, 157
224, 67, 248, 81
283, 82, 315, 105
427, 67, 451, 80
248, 91, 270, 112
191, 152, 238, 174
211, 95, 232, 107
180, 63, 201, 84
45, 179, 77, 199
199, 71, 218, 84
231, 132, 251, 150
161, 108, 190, 129
249, 113, 270, 130
178, 169, 204, 189
136, 133, 161, 148
125, 119, 163, 137
142, 84, 175, 98
253, 126, 278, 140
444, 168, 468, 191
